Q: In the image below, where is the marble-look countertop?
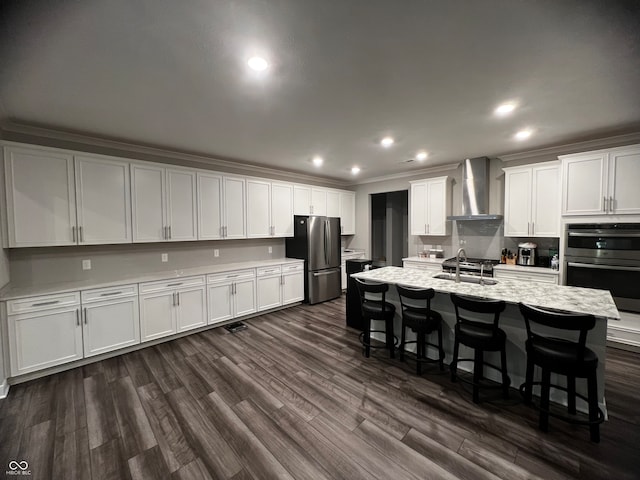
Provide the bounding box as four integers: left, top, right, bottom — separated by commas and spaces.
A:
493, 264, 559, 275
352, 266, 619, 320
0, 258, 304, 301
402, 257, 445, 264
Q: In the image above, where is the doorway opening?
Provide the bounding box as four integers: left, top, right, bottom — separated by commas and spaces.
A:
370, 190, 408, 267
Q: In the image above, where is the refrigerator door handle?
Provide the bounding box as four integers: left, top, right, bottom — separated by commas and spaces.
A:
313, 270, 336, 276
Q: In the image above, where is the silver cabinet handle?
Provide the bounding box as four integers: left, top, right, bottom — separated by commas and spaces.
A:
176, 292, 180, 305
100, 291, 123, 297
76, 309, 80, 326
172, 292, 176, 306
72, 226, 77, 243
32, 300, 60, 307
84, 307, 87, 324
167, 282, 183, 287
163, 226, 167, 240
79, 226, 84, 242
169, 225, 172, 239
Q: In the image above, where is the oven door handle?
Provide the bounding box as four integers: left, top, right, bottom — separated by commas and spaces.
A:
567, 262, 640, 272
568, 232, 640, 238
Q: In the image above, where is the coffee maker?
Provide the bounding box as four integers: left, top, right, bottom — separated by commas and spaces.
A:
517, 242, 537, 266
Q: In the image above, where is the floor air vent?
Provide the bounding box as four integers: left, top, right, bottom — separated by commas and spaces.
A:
224, 322, 248, 333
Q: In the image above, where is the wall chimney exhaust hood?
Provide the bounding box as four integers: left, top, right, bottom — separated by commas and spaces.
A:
447, 157, 503, 221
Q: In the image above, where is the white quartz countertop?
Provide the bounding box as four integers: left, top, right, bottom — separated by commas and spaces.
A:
0, 258, 304, 301
402, 257, 445, 264
493, 264, 560, 275
352, 266, 619, 320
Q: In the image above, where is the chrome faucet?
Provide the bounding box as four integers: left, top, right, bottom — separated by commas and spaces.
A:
479, 263, 485, 286
455, 247, 467, 283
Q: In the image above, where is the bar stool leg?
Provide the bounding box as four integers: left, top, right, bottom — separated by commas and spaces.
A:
450, 337, 460, 382
399, 323, 406, 362
385, 319, 395, 359
437, 325, 445, 371
567, 375, 577, 415
587, 371, 600, 443
416, 331, 423, 375
500, 345, 509, 399
524, 355, 534, 405
364, 318, 371, 358
473, 349, 483, 404
539, 369, 551, 432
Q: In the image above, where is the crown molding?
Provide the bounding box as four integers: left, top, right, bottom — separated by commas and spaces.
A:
350, 162, 461, 186
498, 132, 640, 163
0, 122, 350, 187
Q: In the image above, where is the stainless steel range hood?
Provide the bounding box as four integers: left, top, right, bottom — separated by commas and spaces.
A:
447, 157, 503, 221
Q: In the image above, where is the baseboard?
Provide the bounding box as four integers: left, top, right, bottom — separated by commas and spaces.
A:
0, 379, 9, 399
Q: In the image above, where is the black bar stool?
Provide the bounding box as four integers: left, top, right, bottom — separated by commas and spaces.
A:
396, 285, 445, 374
449, 293, 510, 403
354, 279, 397, 358
518, 303, 604, 443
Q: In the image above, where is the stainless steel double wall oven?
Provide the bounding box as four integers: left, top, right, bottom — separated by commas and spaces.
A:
565, 223, 640, 314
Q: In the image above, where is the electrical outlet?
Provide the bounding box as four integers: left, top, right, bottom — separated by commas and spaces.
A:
268, 246, 272, 254
82, 259, 91, 270
214, 249, 220, 257
161, 253, 168, 262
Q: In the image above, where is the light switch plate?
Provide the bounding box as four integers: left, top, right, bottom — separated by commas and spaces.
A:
82, 259, 91, 270
161, 253, 168, 262
214, 249, 220, 257
268, 246, 272, 254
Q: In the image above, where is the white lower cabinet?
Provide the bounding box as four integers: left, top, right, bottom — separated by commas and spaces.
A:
81, 285, 140, 357
282, 264, 304, 305
207, 269, 257, 325
139, 276, 206, 341
7, 292, 83, 376
257, 266, 282, 311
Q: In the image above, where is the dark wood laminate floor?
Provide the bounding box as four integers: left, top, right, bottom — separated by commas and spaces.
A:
1, 295, 639, 480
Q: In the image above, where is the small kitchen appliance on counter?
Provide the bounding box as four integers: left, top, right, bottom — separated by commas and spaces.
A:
517, 242, 538, 266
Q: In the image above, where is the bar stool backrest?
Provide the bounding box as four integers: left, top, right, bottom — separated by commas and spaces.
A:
450, 293, 506, 333
355, 278, 389, 314
396, 284, 435, 315
519, 303, 596, 361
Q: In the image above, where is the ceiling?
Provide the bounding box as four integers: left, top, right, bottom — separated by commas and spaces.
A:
1, 0, 639, 183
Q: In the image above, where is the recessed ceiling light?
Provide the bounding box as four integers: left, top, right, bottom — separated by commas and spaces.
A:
247, 56, 269, 71
380, 137, 395, 148
514, 129, 533, 140
415, 151, 428, 161
312, 156, 323, 167
351, 166, 360, 175
494, 102, 517, 116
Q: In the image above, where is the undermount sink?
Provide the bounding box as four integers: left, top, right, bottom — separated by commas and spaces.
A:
433, 273, 498, 286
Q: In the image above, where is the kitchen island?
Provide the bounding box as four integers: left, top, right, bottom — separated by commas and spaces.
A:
351, 266, 619, 416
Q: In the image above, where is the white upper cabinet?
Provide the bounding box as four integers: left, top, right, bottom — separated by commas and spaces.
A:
561, 144, 640, 216
293, 185, 311, 215
4, 146, 77, 247
504, 161, 559, 237
326, 190, 341, 217
131, 164, 197, 242
271, 182, 294, 237
311, 188, 327, 215
247, 179, 294, 238
223, 176, 246, 239
340, 191, 356, 235
4, 145, 132, 247
410, 176, 450, 236
197, 172, 223, 240
75, 155, 132, 244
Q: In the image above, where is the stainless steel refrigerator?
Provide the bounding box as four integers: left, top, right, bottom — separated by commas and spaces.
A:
285, 216, 342, 304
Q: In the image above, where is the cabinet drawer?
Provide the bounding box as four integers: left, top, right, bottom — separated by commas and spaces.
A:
207, 269, 255, 284
257, 265, 282, 276
403, 261, 442, 272
493, 270, 558, 284
81, 284, 138, 303
281, 263, 304, 273
140, 275, 205, 293
7, 292, 80, 315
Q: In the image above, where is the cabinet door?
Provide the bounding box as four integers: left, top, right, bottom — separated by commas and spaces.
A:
339, 192, 355, 235
176, 287, 207, 332
531, 164, 560, 236
246, 179, 271, 238
257, 276, 282, 311
504, 168, 532, 237
82, 298, 140, 357
132, 164, 166, 242
561, 155, 607, 215
282, 272, 304, 305
208, 283, 233, 324
197, 172, 224, 240
326, 190, 341, 217
8, 307, 83, 376
293, 185, 311, 215
234, 279, 257, 317
311, 188, 327, 216
609, 147, 640, 214
223, 177, 246, 239
75, 155, 132, 245
410, 182, 427, 235
166, 169, 198, 241
426, 179, 448, 235
140, 291, 176, 341
4, 146, 76, 247
271, 183, 294, 237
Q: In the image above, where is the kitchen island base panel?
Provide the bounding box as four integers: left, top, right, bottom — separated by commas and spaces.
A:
366, 291, 607, 417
